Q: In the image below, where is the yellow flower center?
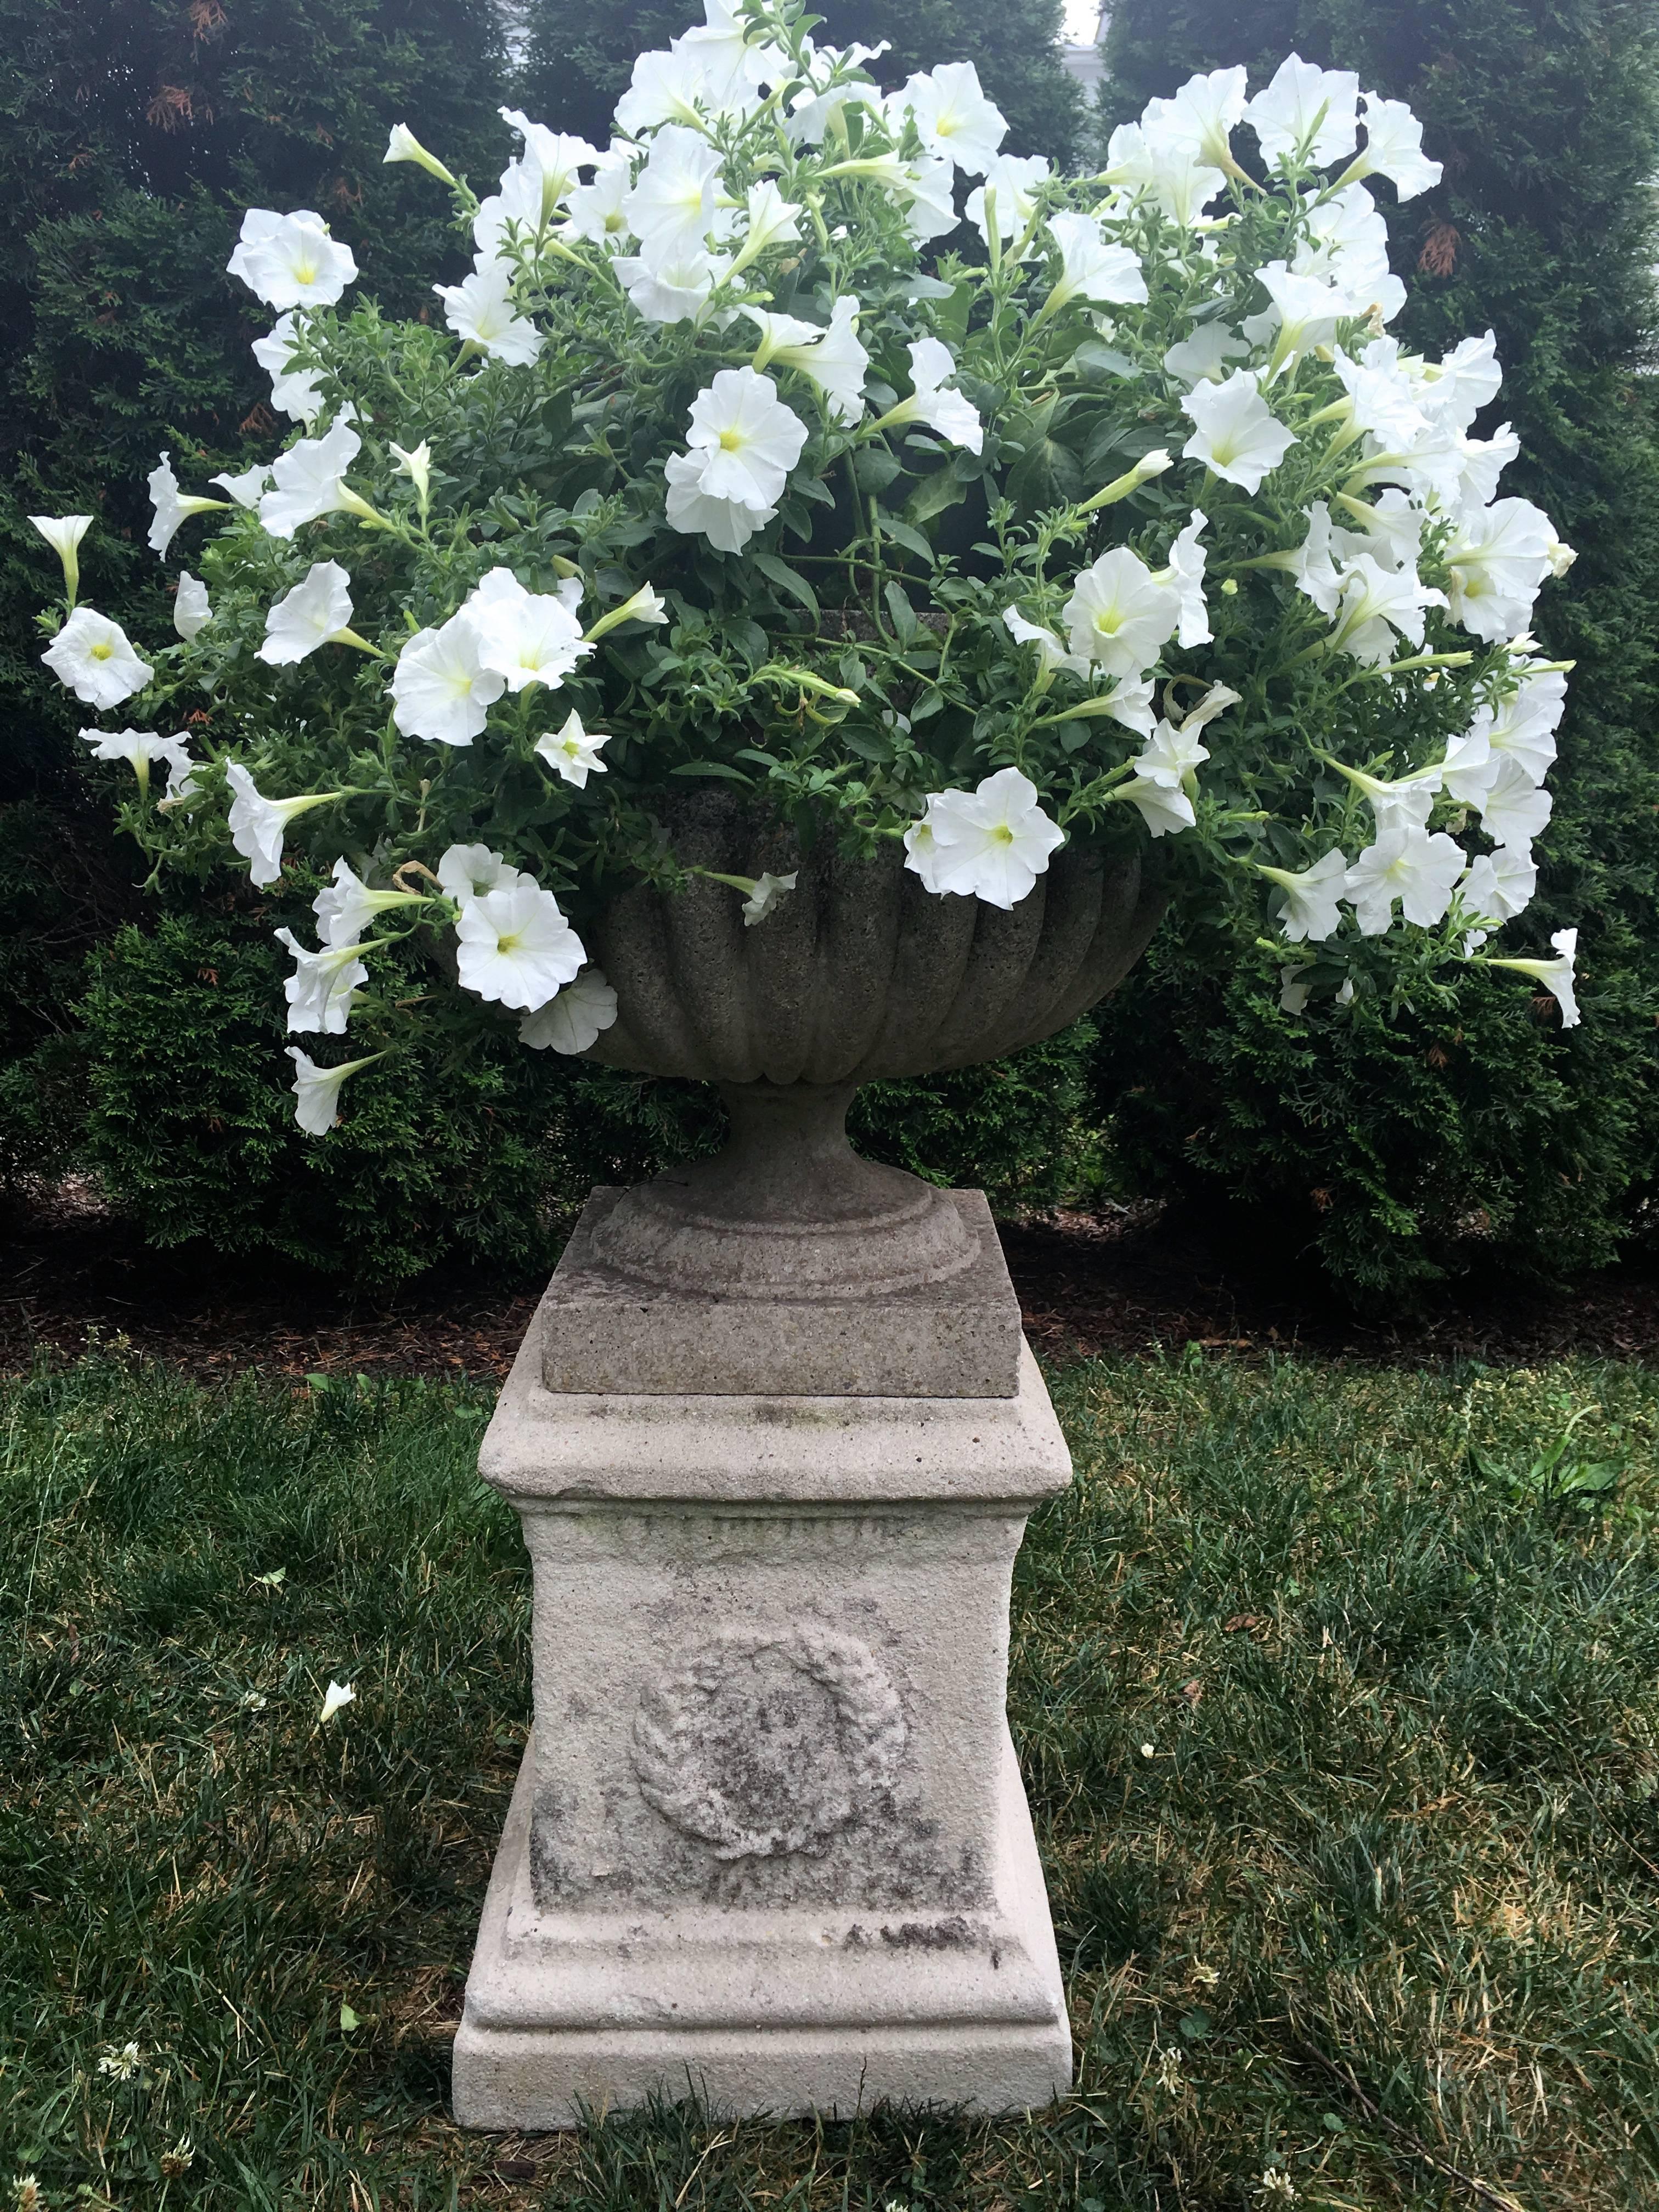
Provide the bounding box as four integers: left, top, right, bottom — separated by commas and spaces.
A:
718, 428, 746, 452
1093, 607, 1124, 637
990, 823, 1014, 846
496, 929, 523, 955
91, 641, 112, 661
295, 259, 318, 286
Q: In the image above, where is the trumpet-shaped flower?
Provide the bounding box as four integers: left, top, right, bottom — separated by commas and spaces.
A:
173, 572, 212, 639
79, 727, 193, 799
1292, 185, 1404, 321
472, 156, 544, 261
535, 709, 611, 787
1103, 121, 1224, 227
519, 967, 620, 1052
1330, 552, 1446, 665
746, 296, 869, 425
228, 209, 358, 310
906, 768, 1063, 908
1163, 322, 1248, 386
891, 62, 1007, 175
146, 451, 227, 557
1477, 754, 1553, 852
616, 246, 723, 324
1256, 261, 1356, 366
664, 452, 774, 551
1140, 66, 1248, 170
456, 880, 586, 1010
1260, 848, 1347, 941
213, 460, 272, 509
314, 857, 425, 947
1002, 606, 1092, 681
258, 413, 362, 539
1046, 211, 1148, 309
626, 127, 729, 261
258, 561, 356, 665
666, 368, 806, 551
889, 336, 984, 453
1122, 776, 1196, 838
253, 314, 325, 425
391, 614, 506, 746
1180, 369, 1296, 490
1244, 55, 1360, 168
1062, 546, 1182, 678
1345, 825, 1464, 933
224, 764, 337, 885
383, 122, 456, 186
728, 179, 802, 274
1131, 718, 1209, 792
1444, 498, 1556, 642
273, 926, 369, 1034
498, 108, 598, 215
565, 149, 635, 247
435, 258, 544, 364
319, 1679, 357, 1720
1458, 846, 1537, 946
1350, 93, 1442, 200
288, 1051, 382, 1136
466, 567, 591, 692
438, 843, 527, 903
1469, 665, 1566, 784
44, 608, 153, 709
1485, 928, 1579, 1026
897, 155, 961, 242
29, 513, 91, 602
741, 870, 798, 926
1165, 510, 1212, 648
966, 154, 1052, 249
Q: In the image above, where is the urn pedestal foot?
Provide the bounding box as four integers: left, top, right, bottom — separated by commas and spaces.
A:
453, 1183, 1074, 2128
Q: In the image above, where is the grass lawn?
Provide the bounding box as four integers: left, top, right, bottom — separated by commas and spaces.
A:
3, 1348, 1657, 2210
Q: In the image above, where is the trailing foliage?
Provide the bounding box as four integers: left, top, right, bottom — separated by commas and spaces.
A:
1093, 0, 1659, 1298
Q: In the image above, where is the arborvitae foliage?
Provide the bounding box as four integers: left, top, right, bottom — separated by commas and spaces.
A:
1091, 0, 1659, 1301
514, 0, 1087, 168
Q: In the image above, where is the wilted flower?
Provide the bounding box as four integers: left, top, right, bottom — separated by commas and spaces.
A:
742, 870, 798, 925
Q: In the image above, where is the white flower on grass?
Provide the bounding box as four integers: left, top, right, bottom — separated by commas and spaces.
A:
314, 857, 425, 947
965, 153, 1052, 250
535, 709, 611, 787
29, 512, 91, 602
1163, 322, 1248, 386
456, 880, 586, 1011
273, 927, 369, 1035
438, 843, 526, 902
890, 61, 1008, 175
78, 726, 192, 800
146, 450, 228, 557
252, 313, 325, 425
466, 567, 591, 693
1061, 547, 1181, 679
876, 336, 984, 453
227, 208, 358, 311
43, 608, 153, 709
1140, 65, 1248, 170
625, 126, 729, 261
288, 1049, 382, 1135
319, 1679, 357, 1722
1255, 2171, 1301, 2206
1045, 210, 1148, 310
383, 122, 456, 187
174, 572, 212, 639
258, 413, 362, 539
1165, 510, 1212, 648
1477, 754, 1553, 852
1345, 825, 1465, 934
1485, 927, 1580, 1026
224, 763, 339, 886
98, 2041, 143, 2081
1259, 849, 1347, 941
1180, 370, 1296, 490
905, 768, 1064, 909
390, 614, 506, 746
1244, 54, 1360, 168
665, 366, 808, 551
615, 246, 725, 325
742, 870, 798, 926
1443, 498, 1556, 642
518, 967, 619, 1052
213, 460, 273, 509
258, 561, 358, 665
435, 257, 544, 365
745, 296, 870, 425
1347, 93, 1442, 200
1457, 846, 1537, 950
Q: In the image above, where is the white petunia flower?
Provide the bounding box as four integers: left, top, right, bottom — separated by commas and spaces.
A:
1329, 552, 1446, 665
438, 842, 526, 903
472, 153, 544, 263
1165, 510, 1212, 648
319, 1679, 357, 1722
1046, 210, 1148, 309
564, 149, 636, 248
1348, 93, 1443, 200
258, 561, 356, 665
224, 763, 338, 886
43, 607, 154, 709
1279, 966, 1312, 1014
273, 926, 369, 1034
390, 613, 506, 746
1122, 777, 1196, 838
227, 208, 358, 311
1002, 606, 1092, 682
726, 178, 802, 278
889, 336, 984, 453
1244, 54, 1361, 168
252, 313, 326, 425
79, 726, 192, 802
746, 295, 869, 425
29, 512, 91, 602
1485, 927, 1579, 1026
383, 122, 456, 187
534, 709, 611, 787
497, 108, 599, 219
288, 1049, 383, 1136
1130, 718, 1209, 794
614, 246, 724, 324
1345, 825, 1465, 933
625, 126, 729, 261
1477, 754, 1553, 852
896, 154, 961, 242
1163, 322, 1248, 386
906, 767, 1063, 908
313, 857, 425, 947
1292, 185, 1404, 321
1443, 498, 1556, 642
1103, 121, 1224, 227
1470, 664, 1566, 783
1139, 66, 1248, 171
146, 450, 227, 557
1180, 368, 1297, 490
1457, 845, 1537, 950
258, 413, 362, 539
965, 153, 1052, 250
174, 572, 212, 639
1061, 546, 1181, 679
686, 365, 808, 507
518, 967, 620, 1052
435, 257, 544, 364
455, 879, 585, 1011
890, 61, 1008, 176
1256, 262, 1356, 368
742, 870, 798, 926
1259, 849, 1347, 941
465, 566, 591, 692
212, 460, 273, 509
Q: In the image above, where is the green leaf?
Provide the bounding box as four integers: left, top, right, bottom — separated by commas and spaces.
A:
907, 469, 970, 526
853, 444, 902, 494
884, 582, 919, 646
1069, 341, 1142, 384
669, 761, 754, 784
752, 551, 820, 618
874, 509, 935, 565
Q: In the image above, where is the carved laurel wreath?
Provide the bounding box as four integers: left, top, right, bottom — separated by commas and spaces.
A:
630, 1624, 907, 1861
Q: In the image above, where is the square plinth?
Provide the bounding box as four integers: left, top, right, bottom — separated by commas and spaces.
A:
537, 1187, 1023, 1400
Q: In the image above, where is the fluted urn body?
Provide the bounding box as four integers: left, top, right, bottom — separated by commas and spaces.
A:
574, 795, 1164, 1304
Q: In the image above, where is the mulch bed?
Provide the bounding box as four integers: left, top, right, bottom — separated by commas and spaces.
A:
7, 1178, 1657, 1382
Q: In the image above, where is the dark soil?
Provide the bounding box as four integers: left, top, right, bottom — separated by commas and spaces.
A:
5, 1178, 1656, 1382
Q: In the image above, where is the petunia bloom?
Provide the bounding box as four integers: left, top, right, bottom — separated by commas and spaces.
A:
288, 1051, 383, 1136
146, 451, 228, 558
1045, 210, 1148, 311
43, 607, 153, 710
224, 763, 340, 887
258, 561, 357, 665
390, 614, 506, 746
173, 572, 212, 639
227, 209, 358, 311
518, 967, 620, 1052
1061, 547, 1181, 679
889, 61, 1007, 176
435, 257, 544, 364
1259, 849, 1347, 942
273, 926, 369, 1034
1345, 825, 1465, 934
258, 413, 363, 539
534, 709, 611, 787
883, 337, 984, 453
466, 567, 591, 692
455, 879, 586, 1011
1180, 369, 1297, 491
1485, 928, 1580, 1027
741, 871, 798, 926
29, 513, 91, 604
253, 314, 325, 425
1244, 54, 1360, 168
905, 768, 1063, 909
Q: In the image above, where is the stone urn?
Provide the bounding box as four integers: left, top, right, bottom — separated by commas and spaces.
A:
451, 794, 1164, 2130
